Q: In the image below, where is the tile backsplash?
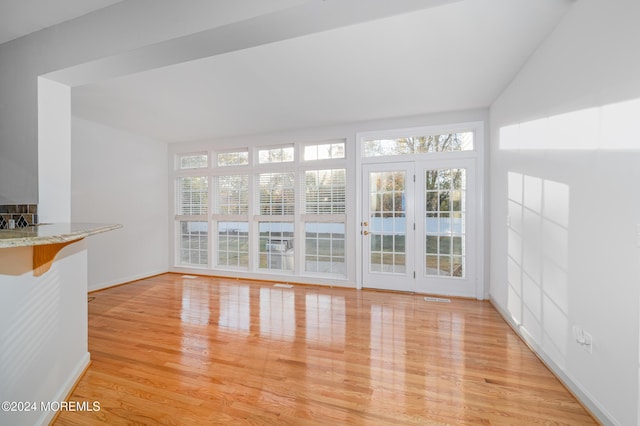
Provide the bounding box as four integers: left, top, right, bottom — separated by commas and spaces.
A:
0, 204, 37, 229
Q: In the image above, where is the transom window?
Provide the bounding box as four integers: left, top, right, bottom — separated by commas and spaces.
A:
177, 153, 208, 169
217, 150, 249, 167
258, 146, 294, 164
363, 132, 473, 157
303, 141, 345, 161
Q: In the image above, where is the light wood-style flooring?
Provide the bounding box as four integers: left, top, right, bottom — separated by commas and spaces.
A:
55, 273, 596, 425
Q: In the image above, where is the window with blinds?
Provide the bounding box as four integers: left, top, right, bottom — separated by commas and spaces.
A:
176, 177, 208, 216
303, 169, 346, 214
214, 175, 249, 269
215, 175, 248, 215
302, 168, 346, 276
257, 172, 295, 216
175, 176, 209, 267
173, 139, 347, 278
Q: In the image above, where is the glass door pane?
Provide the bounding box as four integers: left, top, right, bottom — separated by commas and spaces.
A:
362, 164, 415, 291
369, 170, 406, 273
416, 160, 475, 297
425, 168, 466, 277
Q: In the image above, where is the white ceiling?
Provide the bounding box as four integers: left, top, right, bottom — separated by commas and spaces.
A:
66, 0, 572, 142
0, 0, 123, 45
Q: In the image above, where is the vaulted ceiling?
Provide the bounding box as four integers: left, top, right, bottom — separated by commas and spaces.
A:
2, 0, 573, 142
0, 0, 123, 45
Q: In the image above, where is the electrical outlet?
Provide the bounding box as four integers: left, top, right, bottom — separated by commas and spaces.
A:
573, 326, 593, 354
582, 331, 593, 354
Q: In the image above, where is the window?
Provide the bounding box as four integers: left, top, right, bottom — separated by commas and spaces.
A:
303, 141, 345, 161
178, 221, 208, 266
258, 222, 294, 271
258, 172, 295, 215
302, 168, 346, 276
305, 223, 345, 275
217, 150, 248, 167
176, 177, 208, 215
425, 168, 466, 277
172, 139, 347, 279
258, 146, 294, 164
214, 175, 248, 269
176, 176, 208, 266
363, 132, 473, 157
304, 169, 346, 214
216, 175, 248, 215
178, 153, 208, 169
217, 222, 249, 268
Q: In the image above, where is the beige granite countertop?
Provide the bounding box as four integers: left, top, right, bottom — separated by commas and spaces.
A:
0, 223, 122, 248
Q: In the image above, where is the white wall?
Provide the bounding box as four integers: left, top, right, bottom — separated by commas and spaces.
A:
38, 77, 71, 222
0, 240, 89, 426
489, 1, 640, 424
72, 117, 168, 291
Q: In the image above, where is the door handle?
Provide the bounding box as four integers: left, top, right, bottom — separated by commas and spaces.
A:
363, 230, 370, 236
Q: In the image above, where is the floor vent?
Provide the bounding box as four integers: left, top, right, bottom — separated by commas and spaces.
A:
273, 283, 293, 288
424, 296, 451, 303
181, 275, 198, 279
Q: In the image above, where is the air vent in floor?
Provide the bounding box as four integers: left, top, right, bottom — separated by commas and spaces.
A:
424, 296, 451, 303
273, 283, 293, 288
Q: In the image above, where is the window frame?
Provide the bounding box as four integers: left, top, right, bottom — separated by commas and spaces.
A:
215, 148, 250, 168
176, 151, 209, 170
301, 139, 346, 162
360, 124, 478, 163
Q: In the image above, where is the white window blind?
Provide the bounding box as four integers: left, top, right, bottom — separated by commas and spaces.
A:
215, 175, 249, 215
304, 169, 346, 214
176, 177, 208, 215
257, 172, 295, 215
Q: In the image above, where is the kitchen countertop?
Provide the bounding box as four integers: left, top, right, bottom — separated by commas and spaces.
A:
0, 223, 122, 248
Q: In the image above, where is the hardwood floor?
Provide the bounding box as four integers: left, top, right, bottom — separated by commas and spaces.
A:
55, 273, 596, 425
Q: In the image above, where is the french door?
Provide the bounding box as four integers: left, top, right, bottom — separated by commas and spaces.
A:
362, 159, 476, 297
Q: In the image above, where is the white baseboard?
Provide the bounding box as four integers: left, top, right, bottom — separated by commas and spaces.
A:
36, 352, 90, 426
489, 297, 617, 426
88, 269, 168, 292
168, 266, 356, 288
